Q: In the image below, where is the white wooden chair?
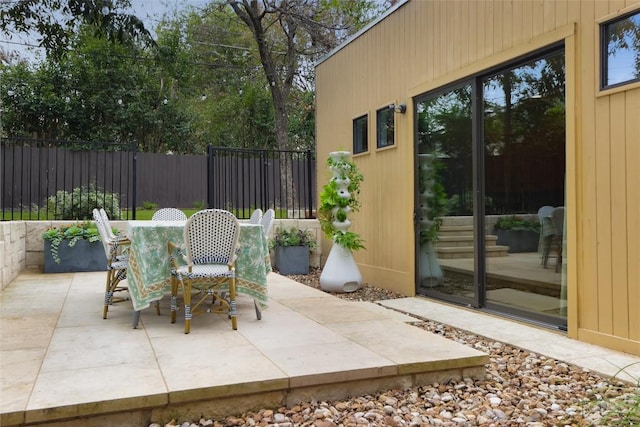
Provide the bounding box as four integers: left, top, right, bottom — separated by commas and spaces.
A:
92, 208, 130, 319
152, 207, 187, 221
248, 208, 263, 224
260, 208, 275, 238
168, 209, 241, 334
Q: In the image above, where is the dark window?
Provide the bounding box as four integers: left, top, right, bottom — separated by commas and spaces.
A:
376, 107, 395, 148
601, 10, 640, 89
353, 114, 368, 154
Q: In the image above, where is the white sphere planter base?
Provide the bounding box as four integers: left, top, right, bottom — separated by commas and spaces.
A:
320, 244, 362, 293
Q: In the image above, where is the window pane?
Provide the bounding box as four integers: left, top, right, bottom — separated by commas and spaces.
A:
603, 11, 640, 88
376, 107, 395, 148
353, 115, 368, 154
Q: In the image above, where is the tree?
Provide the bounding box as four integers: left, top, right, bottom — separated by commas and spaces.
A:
0, 0, 154, 60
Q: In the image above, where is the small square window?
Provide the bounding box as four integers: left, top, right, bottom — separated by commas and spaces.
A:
601, 10, 640, 89
353, 114, 368, 154
376, 107, 395, 148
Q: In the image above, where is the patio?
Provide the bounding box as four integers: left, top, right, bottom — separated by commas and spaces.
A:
0, 270, 488, 427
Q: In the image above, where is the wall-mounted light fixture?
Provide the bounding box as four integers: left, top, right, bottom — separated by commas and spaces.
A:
388, 103, 406, 114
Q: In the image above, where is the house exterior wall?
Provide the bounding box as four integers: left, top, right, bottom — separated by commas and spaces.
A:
315, 0, 639, 355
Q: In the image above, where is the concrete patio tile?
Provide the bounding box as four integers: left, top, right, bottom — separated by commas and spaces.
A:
351, 301, 419, 322
0, 348, 46, 414
236, 309, 349, 348
0, 315, 57, 350
0, 292, 68, 317
278, 297, 384, 324
266, 275, 331, 300
260, 340, 397, 387
151, 333, 287, 392
26, 364, 167, 423
41, 325, 157, 372
328, 319, 489, 368
566, 351, 640, 383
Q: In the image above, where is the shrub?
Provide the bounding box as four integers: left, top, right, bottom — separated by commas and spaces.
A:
46, 184, 122, 220
142, 201, 158, 210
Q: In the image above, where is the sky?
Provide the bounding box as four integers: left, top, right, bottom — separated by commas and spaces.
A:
0, 0, 209, 63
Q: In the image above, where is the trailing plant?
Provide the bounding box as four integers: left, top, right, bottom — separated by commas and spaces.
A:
318, 153, 365, 251
46, 183, 122, 220
494, 215, 540, 232
42, 221, 102, 264
418, 156, 448, 244
270, 226, 317, 252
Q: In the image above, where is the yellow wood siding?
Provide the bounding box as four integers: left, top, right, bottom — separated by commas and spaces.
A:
315, 0, 640, 355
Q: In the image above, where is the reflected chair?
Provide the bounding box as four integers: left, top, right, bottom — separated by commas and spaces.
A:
152, 207, 187, 221
550, 207, 565, 272
537, 205, 554, 265
260, 208, 275, 238
92, 208, 130, 319
168, 209, 241, 334
248, 208, 263, 224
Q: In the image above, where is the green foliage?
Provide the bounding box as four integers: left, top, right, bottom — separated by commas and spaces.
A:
192, 200, 206, 210
271, 227, 317, 252
142, 201, 159, 211
46, 184, 122, 220
318, 153, 365, 252
494, 215, 540, 232
418, 157, 448, 244
43, 221, 102, 264
333, 231, 365, 252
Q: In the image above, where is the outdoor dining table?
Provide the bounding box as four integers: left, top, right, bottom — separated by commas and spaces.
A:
125, 220, 271, 325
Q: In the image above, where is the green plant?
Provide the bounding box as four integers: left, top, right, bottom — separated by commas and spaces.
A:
494, 215, 540, 232
192, 200, 206, 210
419, 156, 448, 244
270, 226, 317, 252
46, 183, 122, 220
318, 153, 365, 251
142, 201, 158, 210
42, 221, 102, 264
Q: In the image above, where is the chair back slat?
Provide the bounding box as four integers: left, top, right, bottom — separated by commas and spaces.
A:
248, 209, 263, 224
152, 208, 188, 221
184, 209, 240, 266
260, 208, 275, 237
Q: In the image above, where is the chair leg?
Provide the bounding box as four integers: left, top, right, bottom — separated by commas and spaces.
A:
170, 277, 178, 324
229, 278, 238, 330
103, 268, 114, 319
183, 280, 192, 334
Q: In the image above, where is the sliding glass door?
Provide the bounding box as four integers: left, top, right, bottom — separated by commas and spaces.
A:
415, 45, 567, 329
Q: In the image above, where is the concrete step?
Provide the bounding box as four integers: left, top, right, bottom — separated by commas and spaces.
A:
438, 225, 475, 236
437, 245, 509, 259
435, 235, 498, 248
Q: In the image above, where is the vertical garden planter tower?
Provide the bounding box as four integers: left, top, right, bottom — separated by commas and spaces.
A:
319, 151, 364, 293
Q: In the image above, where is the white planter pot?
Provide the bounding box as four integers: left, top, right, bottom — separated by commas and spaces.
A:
320, 244, 362, 293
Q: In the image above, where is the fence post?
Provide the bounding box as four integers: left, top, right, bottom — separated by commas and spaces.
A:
306, 150, 313, 218
132, 143, 137, 220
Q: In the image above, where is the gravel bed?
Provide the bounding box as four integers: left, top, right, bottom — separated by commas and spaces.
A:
154, 268, 639, 427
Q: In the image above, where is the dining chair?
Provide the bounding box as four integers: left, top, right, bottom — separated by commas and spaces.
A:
537, 205, 554, 265
168, 209, 241, 334
99, 208, 128, 241
260, 208, 275, 238
248, 208, 263, 224
92, 208, 130, 319
152, 207, 187, 221
550, 207, 565, 272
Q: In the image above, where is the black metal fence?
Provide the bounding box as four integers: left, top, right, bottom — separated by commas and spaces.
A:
1, 137, 316, 220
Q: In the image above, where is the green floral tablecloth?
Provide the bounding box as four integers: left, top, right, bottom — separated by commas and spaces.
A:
126, 221, 271, 312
